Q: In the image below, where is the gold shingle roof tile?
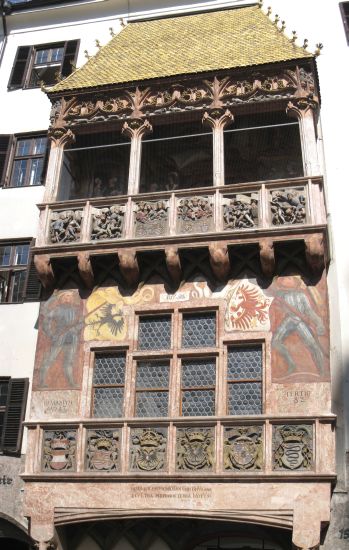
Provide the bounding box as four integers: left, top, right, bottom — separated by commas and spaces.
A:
51, 5, 313, 93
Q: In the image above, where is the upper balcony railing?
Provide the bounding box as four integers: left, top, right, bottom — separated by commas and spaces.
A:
35, 176, 326, 250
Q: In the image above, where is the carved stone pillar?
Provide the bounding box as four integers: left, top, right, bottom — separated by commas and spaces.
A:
122, 119, 152, 195
203, 108, 234, 187
43, 127, 75, 202
286, 97, 320, 177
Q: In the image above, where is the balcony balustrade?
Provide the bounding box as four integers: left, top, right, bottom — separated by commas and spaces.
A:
35, 177, 326, 252
24, 414, 335, 479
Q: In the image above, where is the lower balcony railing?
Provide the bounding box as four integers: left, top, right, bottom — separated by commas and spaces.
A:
24, 415, 335, 479
35, 177, 326, 250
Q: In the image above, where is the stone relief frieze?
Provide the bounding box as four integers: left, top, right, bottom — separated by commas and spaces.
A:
270, 188, 306, 225
176, 427, 215, 471
223, 193, 259, 230
177, 196, 214, 234
50, 209, 83, 243
54, 66, 313, 126
273, 424, 313, 470
91, 205, 125, 240
42, 430, 76, 471
224, 426, 263, 470
130, 428, 167, 471
134, 200, 169, 238
86, 429, 120, 471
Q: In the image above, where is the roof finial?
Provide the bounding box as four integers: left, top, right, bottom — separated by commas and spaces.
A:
267, 6, 272, 16
84, 50, 90, 59
273, 14, 280, 25
315, 43, 323, 56
109, 27, 115, 37
258, 0, 263, 8
303, 39, 309, 49
291, 30, 297, 43
119, 17, 126, 27
280, 20, 286, 32
95, 39, 102, 49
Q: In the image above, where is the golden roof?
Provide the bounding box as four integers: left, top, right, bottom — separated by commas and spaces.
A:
51, 5, 313, 93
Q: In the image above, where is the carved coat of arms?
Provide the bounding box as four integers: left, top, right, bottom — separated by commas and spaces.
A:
225, 279, 273, 331
224, 426, 262, 470
130, 428, 167, 471
43, 430, 76, 471
177, 428, 214, 471
86, 430, 119, 471
274, 425, 313, 470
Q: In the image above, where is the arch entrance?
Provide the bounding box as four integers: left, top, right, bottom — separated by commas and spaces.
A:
60, 518, 292, 550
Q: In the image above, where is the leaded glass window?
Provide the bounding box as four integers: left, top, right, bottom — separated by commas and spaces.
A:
227, 346, 262, 415
182, 311, 216, 348
181, 358, 216, 416
138, 315, 171, 350
92, 353, 126, 417
135, 360, 169, 417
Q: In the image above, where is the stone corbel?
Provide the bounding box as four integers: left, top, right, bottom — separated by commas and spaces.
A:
209, 243, 230, 282
47, 126, 75, 149
286, 96, 319, 120
77, 251, 94, 288
122, 118, 153, 139
165, 246, 182, 286
33, 254, 55, 289
202, 108, 234, 130
118, 249, 139, 286
304, 234, 325, 275
259, 238, 275, 278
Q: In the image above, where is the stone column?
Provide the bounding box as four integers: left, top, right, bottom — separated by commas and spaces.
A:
286, 97, 320, 177
122, 119, 152, 195
43, 127, 76, 202
292, 486, 331, 550
202, 108, 234, 187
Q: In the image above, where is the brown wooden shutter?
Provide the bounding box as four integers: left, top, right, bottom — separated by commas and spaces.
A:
340, 3, 349, 44
2, 378, 29, 454
61, 40, 79, 78
23, 240, 41, 302
8, 46, 32, 90
0, 135, 12, 187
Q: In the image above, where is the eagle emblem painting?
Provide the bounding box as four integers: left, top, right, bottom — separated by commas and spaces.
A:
224, 279, 273, 331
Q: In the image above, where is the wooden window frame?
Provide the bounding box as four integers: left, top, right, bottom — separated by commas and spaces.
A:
0, 239, 41, 304
0, 377, 29, 455
91, 351, 127, 418
6, 134, 48, 188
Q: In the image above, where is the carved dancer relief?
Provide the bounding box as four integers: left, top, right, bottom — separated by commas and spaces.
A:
134, 200, 168, 238
50, 209, 83, 243
224, 426, 263, 471
91, 205, 124, 240
177, 196, 213, 234
42, 430, 76, 471
130, 428, 167, 471
176, 428, 215, 471
54, 66, 313, 126
273, 425, 313, 470
270, 188, 306, 226
223, 194, 258, 230
86, 429, 120, 471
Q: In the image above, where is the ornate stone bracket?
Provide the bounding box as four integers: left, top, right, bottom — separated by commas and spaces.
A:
165, 246, 182, 286
304, 234, 325, 275
118, 249, 139, 286
287, 96, 319, 119
202, 108, 234, 130
33, 540, 57, 550
77, 251, 94, 288
122, 118, 152, 139
47, 126, 75, 149
34, 254, 55, 289
209, 243, 230, 282
259, 238, 275, 278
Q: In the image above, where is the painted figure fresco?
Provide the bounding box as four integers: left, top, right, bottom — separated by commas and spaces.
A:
34, 291, 84, 389
269, 275, 329, 382
224, 279, 273, 331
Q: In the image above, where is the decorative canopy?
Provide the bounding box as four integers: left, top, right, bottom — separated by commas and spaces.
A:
50, 5, 313, 94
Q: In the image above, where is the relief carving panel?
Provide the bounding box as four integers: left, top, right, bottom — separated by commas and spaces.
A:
42, 430, 76, 471
86, 429, 120, 471
177, 196, 214, 234
134, 200, 169, 238
273, 424, 313, 470
176, 427, 215, 471
270, 188, 306, 226
224, 426, 263, 470
130, 428, 167, 471
91, 205, 125, 240
223, 193, 259, 230
50, 209, 83, 243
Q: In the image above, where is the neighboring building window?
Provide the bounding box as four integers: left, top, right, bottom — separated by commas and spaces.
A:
91, 310, 263, 418
0, 133, 48, 187
92, 353, 126, 417
0, 378, 29, 454
227, 345, 263, 415
0, 242, 29, 303
8, 40, 79, 90
340, 2, 349, 43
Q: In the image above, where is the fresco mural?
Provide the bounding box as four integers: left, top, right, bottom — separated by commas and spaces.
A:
224, 279, 273, 331
33, 290, 84, 390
